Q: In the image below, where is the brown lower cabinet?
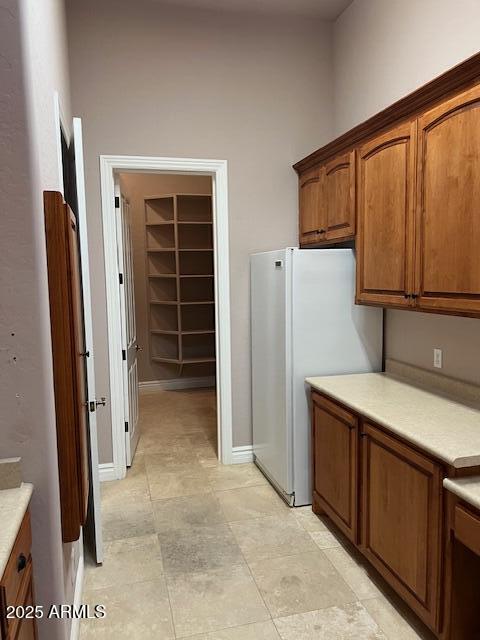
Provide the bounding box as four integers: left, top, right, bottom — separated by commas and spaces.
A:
0, 510, 37, 640
311, 390, 477, 639
361, 422, 443, 630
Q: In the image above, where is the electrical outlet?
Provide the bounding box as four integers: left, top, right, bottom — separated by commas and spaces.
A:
433, 348, 443, 369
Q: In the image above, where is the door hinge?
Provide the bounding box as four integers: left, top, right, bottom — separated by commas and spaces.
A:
119, 273, 124, 285
122, 349, 126, 360
115, 196, 120, 208
125, 421, 129, 433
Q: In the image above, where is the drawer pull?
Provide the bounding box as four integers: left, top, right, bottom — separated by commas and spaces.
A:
17, 553, 27, 573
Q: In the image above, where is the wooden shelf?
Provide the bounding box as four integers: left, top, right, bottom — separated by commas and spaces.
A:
146, 193, 216, 372
146, 222, 174, 226
180, 274, 214, 278
148, 274, 176, 279
177, 221, 213, 225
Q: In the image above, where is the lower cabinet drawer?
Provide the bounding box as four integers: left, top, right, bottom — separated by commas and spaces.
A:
2, 512, 32, 615
454, 504, 480, 556
0, 509, 36, 640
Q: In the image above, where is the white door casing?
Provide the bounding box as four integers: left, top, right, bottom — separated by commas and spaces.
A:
114, 180, 139, 466
100, 156, 233, 479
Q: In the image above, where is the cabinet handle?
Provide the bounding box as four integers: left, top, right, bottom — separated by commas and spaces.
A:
317, 229, 326, 234
17, 553, 27, 573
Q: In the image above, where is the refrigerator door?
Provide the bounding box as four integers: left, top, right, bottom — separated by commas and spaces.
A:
291, 248, 383, 506
251, 249, 294, 502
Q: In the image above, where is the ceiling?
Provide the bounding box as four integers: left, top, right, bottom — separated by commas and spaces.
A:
152, 0, 354, 20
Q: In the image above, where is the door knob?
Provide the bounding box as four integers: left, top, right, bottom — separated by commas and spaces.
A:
88, 397, 107, 412
135, 345, 143, 352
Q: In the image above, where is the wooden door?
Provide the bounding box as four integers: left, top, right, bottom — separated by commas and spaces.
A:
115, 182, 140, 466
312, 393, 358, 543
415, 84, 480, 316
361, 423, 442, 631
356, 121, 416, 307
44, 191, 89, 543
299, 165, 325, 245
325, 150, 356, 242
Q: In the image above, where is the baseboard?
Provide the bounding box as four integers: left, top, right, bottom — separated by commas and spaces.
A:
69, 548, 84, 640
99, 462, 116, 482
232, 445, 254, 464
139, 377, 216, 392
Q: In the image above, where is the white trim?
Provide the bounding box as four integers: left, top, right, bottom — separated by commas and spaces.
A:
100, 155, 233, 475
232, 445, 254, 464
139, 377, 216, 393
70, 538, 84, 640
98, 463, 117, 482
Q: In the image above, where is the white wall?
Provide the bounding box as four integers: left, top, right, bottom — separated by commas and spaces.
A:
0, 1, 78, 638
67, 0, 334, 458
333, 0, 480, 385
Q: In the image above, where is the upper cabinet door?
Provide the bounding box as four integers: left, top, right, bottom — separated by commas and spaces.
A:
415, 85, 480, 316
356, 121, 417, 307
325, 150, 356, 242
299, 165, 325, 245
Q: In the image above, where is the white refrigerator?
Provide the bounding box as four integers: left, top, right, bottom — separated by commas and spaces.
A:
251, 248, 383, 507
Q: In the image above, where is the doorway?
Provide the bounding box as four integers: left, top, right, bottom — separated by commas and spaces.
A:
99, 156, 233, 480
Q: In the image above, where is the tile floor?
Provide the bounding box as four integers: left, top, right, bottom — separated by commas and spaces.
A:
81, 388, 433, 639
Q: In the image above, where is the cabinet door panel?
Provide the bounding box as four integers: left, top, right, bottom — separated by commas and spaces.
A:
325, 150, 356, 241
299, 166, 325, 245
416, 84, 480, 315
312, 395, 358, 543
361, 423, 442, 631
357, 122, 416, 307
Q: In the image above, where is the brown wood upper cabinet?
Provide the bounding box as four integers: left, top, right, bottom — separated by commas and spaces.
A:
299, 151, 355, 247
361, 422, 443, 631
312, 392, 358, 544
356, 121, 416, 308
299, 165, 325, 245
415, 84, 480, 316
324, 150, 356, 242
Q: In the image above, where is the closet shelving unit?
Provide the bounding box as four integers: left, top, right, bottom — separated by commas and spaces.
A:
145, 194, 216, 374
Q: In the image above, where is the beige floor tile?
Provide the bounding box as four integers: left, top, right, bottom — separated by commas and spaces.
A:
167, 564, 270, 637
152, 493, 226, 533
216, 485, 288, 522
102, 501, 155, 542
229, 514, 317, 562
273, 602, 387, 639
80, 579, 174, 639
159, 523, 245, 575
249, 550, 356, 618
147, 465, 212, 500
309, 529, 343, 550
187, 620, 281, 640
84, 534, 163, 591
323, 545, 383, 600
100, 464, 150, 508
207, 463, 267, 491
362, 596, 429, 639
292, 506, 328, 532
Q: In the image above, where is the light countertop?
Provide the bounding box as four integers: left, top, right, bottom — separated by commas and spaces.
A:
444, 476, 480, 511
0, 483, 33, 578
306, 372, 480, 469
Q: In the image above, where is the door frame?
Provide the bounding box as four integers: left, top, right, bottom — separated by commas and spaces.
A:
100, 155, 233, 478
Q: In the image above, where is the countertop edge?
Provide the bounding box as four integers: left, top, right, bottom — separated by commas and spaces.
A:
306, 376, 478, 469
443, 477, 480, 512
0, 483, 34, 579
